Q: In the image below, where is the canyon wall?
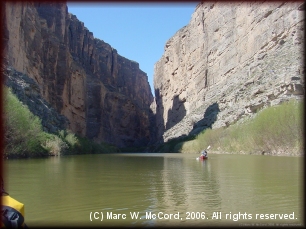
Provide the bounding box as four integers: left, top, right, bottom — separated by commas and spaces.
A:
153, 1, 304, 143
3, 2, 154, 147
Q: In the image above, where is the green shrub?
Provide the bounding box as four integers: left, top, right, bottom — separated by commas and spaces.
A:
244, 99, 304, 153
161, 99, 304, 155
196, 127, 225, 150
64, 134, 119, 155
41, 134, 68, 156
3, 87, 49, 158
3, 86, 120, 158
57, 129, 79, 151
65, 132, 78, 148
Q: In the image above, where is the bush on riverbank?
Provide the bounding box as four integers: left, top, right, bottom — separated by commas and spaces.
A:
4, 87, 49, 158
63, 132, 120, 155
3, 87, 118, 158
159, 99, 304, 156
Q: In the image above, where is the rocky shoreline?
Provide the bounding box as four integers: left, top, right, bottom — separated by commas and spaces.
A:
181, 149, 303, 157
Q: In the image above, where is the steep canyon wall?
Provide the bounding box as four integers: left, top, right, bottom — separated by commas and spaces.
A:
153, 2, 304, 143
3, 2, 154, 147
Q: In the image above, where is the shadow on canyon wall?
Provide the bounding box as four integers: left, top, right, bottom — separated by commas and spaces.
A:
189, 102, 220, 136
154, 88, 163, 143
154, 89, 186, 143
154, 88, 220, 143
166, 95, 186, 130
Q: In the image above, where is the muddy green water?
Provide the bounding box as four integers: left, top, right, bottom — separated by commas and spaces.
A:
3, 153, 303, 227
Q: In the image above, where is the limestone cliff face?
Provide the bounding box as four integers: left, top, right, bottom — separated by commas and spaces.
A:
3, 2, 154, 147
154, 2, 305, 143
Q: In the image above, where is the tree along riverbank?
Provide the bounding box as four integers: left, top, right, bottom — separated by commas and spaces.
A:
154, 99, 304, 157
3, 86, 119, 159
3, 86, 304, 158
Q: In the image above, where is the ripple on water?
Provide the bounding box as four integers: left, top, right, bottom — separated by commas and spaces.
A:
4, 153, 302, 227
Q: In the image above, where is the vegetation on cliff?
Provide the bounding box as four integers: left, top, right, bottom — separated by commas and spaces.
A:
3, 84, 303, 157
156, 99, 304, 156
3, 87, 119, 159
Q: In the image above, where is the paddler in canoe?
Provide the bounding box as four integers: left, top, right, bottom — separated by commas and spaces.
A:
198, 145, 210, 160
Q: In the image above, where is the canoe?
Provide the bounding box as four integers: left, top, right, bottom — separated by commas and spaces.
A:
2, 194, 27, 228
196, 155, 208, 160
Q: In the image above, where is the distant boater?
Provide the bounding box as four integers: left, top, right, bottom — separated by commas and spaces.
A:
201, 145, 210, 157
197, 145, 210, 160
201, 149, 207, 157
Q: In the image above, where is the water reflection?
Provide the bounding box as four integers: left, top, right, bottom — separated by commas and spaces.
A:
3, 153, 303, 227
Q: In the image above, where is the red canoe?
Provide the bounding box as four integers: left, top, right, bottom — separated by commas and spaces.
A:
197, 155, 208, 160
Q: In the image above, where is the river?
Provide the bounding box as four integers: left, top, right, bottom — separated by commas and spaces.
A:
3, 153, 303, 227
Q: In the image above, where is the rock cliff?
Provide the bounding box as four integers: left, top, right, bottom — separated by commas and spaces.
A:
4, 66, 69, 134
3, 2, 154, 147
153, 2, 304, 143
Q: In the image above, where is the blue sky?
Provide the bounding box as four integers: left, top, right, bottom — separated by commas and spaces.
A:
67, 2, 198, 95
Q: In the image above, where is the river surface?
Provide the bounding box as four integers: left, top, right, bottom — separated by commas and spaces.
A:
3, 153, 303, 227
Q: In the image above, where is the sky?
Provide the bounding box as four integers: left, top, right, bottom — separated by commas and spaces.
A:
67, 2, 198, 95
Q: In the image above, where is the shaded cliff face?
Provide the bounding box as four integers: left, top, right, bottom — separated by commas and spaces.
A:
154, 2, 304, 143
3, 2, 154, 147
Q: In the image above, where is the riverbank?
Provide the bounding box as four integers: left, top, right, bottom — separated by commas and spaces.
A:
178, 148, 303, 157
155, 99, 304, 156
3, 85, 304, 159
3, 86, 119, 159
199, 150, 303, 157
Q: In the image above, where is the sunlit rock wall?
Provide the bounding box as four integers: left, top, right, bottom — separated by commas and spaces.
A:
153, 2, 304, 142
